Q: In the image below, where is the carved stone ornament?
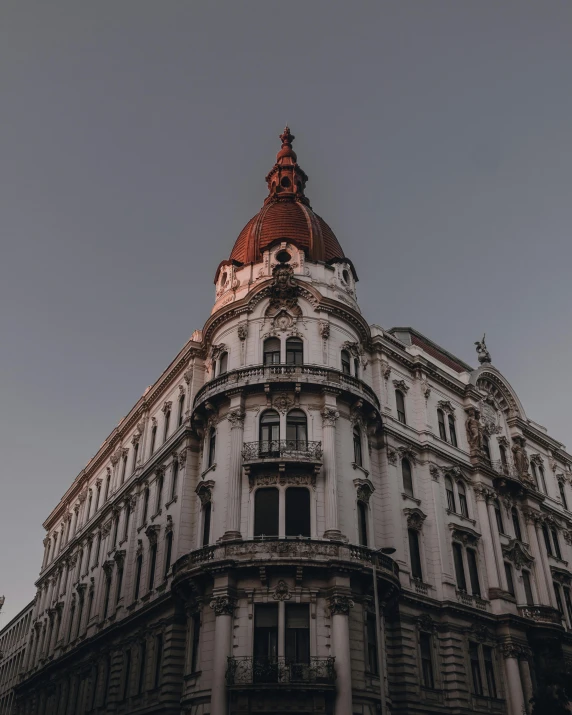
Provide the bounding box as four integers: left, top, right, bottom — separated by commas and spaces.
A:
437, 400, 455, 414
380, 360, 391, 380
417, 613, 435, 632
110, 451, 120, 466
473, 484, 494, 502
472, 624, 491, 643
501, 642, 523, 659
102, 560, 115, 578
272, 393, 294, 415
269, 262, 299, 311
250, 472, 317, 491
210, 596, 236, 616
145, 525, 161, 545
328, 594, 354, 616
450, 525, 480, 546
196, 480, 215, 505
113, 550, 126, 568
354, 478, 375, 504
392, 379, 409, 393
474, 334, 492, 365
162, 401, 172, 415
318, 321, 330, 340
397, 445, 417, 464
184, 367, 193, 385
480, 399, 501, 435
178, 449, 187, 467
420, 379, 431, 400
465, 407, 483, 452
429, 464, 441, 481
502, 539, 534, 570
210, 343, 227, 362
549, 453, 558, 472
273, 580, 291, 601
237, 324, 248, 341
321, 407, 340, 427
404, 508, 427, 531
166, 515, 174, 534
227, 409, 245, 428
387, 448, 398, 466
131, 432, 141, 446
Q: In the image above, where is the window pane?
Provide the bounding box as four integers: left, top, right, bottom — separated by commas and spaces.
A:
260, 410, 280, 446
286, 338, 303, 366
396, 391, 406, 424
254, 604, 279, 673
285, 604, 310, 664
504, 563, 515, 596
448, 415, 458, 447
469, 641, 483, 695
286, 410, 307, 445
494, 500, 504, 534
552, 529, 562, 559
264, 338, 281, 365
254, 488, 279, 537
458, 483, 468, 518
402, 459, 413, 496
358, 502, 368, 546
483, 646, 497, 698
285, 488, 310, 537
437, 410, 447, 440
341, 350, 351, 374
408, 529, 423, 580
420, 633, 434, 688
202, 502, 211, 546
353, 426, 363, 466
554, 582, 564, 615
482, 435, 491, 460
522, 570, 534, 605
445, 477, 456, 512
453, 543, 467, 592
542, 525, 553, 556
467, 549, 480, 597
511, 509, 522, 541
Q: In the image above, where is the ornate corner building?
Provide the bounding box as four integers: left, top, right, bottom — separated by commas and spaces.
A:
9, 129, 572, 715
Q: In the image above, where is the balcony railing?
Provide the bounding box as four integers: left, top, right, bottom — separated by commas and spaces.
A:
518, 605, 562, 625
227, 656, 336, 687
242, 440, 322, 462
194, 364, 379, 409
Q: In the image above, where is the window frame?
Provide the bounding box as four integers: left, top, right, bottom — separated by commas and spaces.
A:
395, 390, 406, 424
419, 632, 435, 689
285, 337, 303, 366
263, 337, 281, 366
402, 458, 414, 497
437, 409, 447, 441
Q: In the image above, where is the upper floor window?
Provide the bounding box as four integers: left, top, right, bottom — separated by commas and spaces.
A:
531, 462, 547, 494
285, 487, 311, 537
208, 430, 216, 468
341, 350, 351, 375
260, 409, 280, 445
457, 482, 469, 518
504, 562, 515, 596
499, 445, 509, 474
445, 476, 456, 512
120, 453, 128, 485
264, 337, 281, 366
132, 442, 139, 474
559, 481, 569, 511
482, 435, 491, 461
353, 425, 363, 467
286, 409, 307, 447
105, 473, 111, 502
493, 499, 504, 534
149, 424, 157, 457
437, 410, 447, 440
171, 460, 179, 501
286, 338, 303, 366
511, 508, 522, 541
448, 415, 458, 447
218, 351, 228, 376
453, 542, 480, 596
542, 523, 553, 556
551, 527, 562, 560
419, 633, 435, 689
357, 501, 368, 546
469, 642, 497, 698
155, 474, 164, 513
177, 393, 185, 427
522, 569, 534, 605
163, 409, 171, 442
202, 501, 212, 546
395, 390, 406, 424
254, 488, 279, 537
408, 529, 423, 580
366, 613, 378, 675
538, 465, 547, 493
142, 487, 150, 525
402, 458, 414, 497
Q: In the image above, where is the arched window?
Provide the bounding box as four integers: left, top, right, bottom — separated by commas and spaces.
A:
341, 350, 351, 375
202, 502, 211, 546
437, 410, 447, 440
264, 337, 281, 366
395, 390, 406, 424
260, 410, 280, 454
511, 508, 522, 542
218, 352, 228, 376
286, 338, 303, 366
208, 430, 216, 468
445, 476, 456, 512
150, 424, 157, 457
254, 488, 279, 537
177, 393, 185, 427
500, 445, 509, 475
448, 415, 458, 447
559, 481, 568, 511
286, 409, 307, 448
402, 459, 414, 497
285, 488, 311, 537
457, 482, 468, 518
353, 425, 363, 467
408, 529, 422, 580
482, 435, 491, 461
357, 502, 368, 546
494, 499, 504, 534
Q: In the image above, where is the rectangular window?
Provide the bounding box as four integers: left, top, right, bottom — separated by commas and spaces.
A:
190, 614, 200, 673
554, 582, 564, 615
564, 587, 572, 625
148, 543, 157, 591
254, 488, 279, 537
453, 542, 467, 592
164, 532, 173, 578
285, 604, 310, 666
171, 461, 179, 500
420, 633, 434, 689
358, 502, 368, 547
202, 502, 212, 546
522, 570, 534, 606
116, 568, 124, 605
122, 650, 131, 701
483, 646, 497, 698
285, 487, 311, 537
134, 555, 143, 601
552, 529, 562, 560
448, 415, 458, 447
467, 549, 481, 597
253, 604, 279, 683
366, 613, 378, 675
154, 634, 163, 688
469, 641, 483, 695
163, 411, 170, 442
138, 641, 146, 694
504, 563, 515, 596
408, 529, 423, 580
438, 411, 447, 440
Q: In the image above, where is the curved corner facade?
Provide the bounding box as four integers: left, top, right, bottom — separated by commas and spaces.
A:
9, 131, 572, 715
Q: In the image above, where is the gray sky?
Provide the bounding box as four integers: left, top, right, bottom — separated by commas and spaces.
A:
2, 1, 572, 624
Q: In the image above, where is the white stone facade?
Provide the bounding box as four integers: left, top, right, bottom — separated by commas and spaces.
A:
0, 601, 33, 715
11, 133, 572, 715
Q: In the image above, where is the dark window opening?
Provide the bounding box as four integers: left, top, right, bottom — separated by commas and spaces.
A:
286, 409, 307, 447
469, 641, 483, 696
202, 502, 212, 546
358, 501, 368, 546
163, 410, 171, 442
208, 430, 216, 467
552, 528, 562, 560
408, 529, 423, 580
482, 435, 491, 461
467, 548, 480, 597
264, 337, 281, 366
148, 543, 157, 591
171, 461, 179, 500
122, 650, 131, 701
219, 352, 228, 375
453, 542, 467, 592
445, 476, 456, 512
353, 425, 363, 466
164, 532, 173, 577
522, 570, 534, 605
138, 641, 146, 694
420, 633, 435, 689
285, 487, 311, 537
504, 562, 515, 596
559, 481, 568, 511
458, 482, 469, 518
134, 555, 143, 601
511, 508, 522, 542
190, 614, 200, 673
254, 488, 279, 537
402, 458, 413, 496
483, 646, 497, 699
285, 604, 310, 668
494, 499, 504, 534
142, 488, 149, 525
260, 410, 280, 454
437, 410, 447, 440
150, 426, 157, 457
178, 394, 185, 427
253, 604, 279, 682
341, 350, 351, 375
286, 338, 303, 366
448, 415, 458, 447
396, 390, 406, 424
542, 524, 553, 556
154, 635, 163, 688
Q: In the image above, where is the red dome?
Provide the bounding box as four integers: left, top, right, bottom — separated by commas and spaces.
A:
226, 127, 345, 266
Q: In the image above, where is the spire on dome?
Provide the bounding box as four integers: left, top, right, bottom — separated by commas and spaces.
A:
265, 126, 309, 206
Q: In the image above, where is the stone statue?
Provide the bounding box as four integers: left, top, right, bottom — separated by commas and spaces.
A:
465, 407, 483, 452
474, 334, 491, 364
512, 439, 530, 477
269, 263, 299, 310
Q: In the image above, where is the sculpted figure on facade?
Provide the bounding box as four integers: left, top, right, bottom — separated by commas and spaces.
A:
465, 406, 483, 452
474, 334, 492, 364
512, 437, 530, 477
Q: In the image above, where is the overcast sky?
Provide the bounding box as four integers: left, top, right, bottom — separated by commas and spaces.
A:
1, 1, 572, 624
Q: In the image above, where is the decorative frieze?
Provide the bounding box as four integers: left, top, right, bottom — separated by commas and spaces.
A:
404, 508, 427, 531
392, 379, 409, 393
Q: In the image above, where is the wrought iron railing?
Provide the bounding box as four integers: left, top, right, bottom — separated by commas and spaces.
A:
194, 364, 379, 408
226, 656, 336, 686
242, 440, 322, 461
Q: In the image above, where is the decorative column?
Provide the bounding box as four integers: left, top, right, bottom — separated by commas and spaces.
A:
209, 593, 236, 715
321, 399, 342, 540
523, 510, 551, 605
222, 406, 245, 541
502, 642, 527, 715
474, 486, 501, 594
328, 593, 353, 715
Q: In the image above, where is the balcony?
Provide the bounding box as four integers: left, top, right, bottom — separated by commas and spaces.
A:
193, 364, 380, 410
227, 656, 336, 688
518, 605, 562, 625
242, 440, 323, 467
